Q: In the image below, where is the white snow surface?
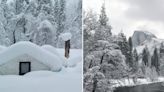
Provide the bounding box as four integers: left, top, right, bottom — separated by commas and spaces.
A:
0, 70, 82, 92
0, 41, 62, 71
0, 45, 82, 92
41, 45, 82, 67
111, 77, 164, 88
60, 32, 72, 41
56, 48, 82, 67
41, 45, 61, 57
41, 45, 67, 66
0, 45, 6, 51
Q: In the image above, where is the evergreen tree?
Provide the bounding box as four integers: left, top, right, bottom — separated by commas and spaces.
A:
99, 3, 108, 26
151, 47, 160, 73
58, 0, 66, 33
117, 32, 133, 67
132, 48, 139, 72
142, 46, 149, 66
94, 3, 111, 40
128, 37, 133, 51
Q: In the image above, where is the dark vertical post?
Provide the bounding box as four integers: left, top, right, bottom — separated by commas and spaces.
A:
65, 40, 70, 58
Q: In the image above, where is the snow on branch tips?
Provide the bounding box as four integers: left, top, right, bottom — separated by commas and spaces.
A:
60, 32, 72, 41
38, 20, 53, 32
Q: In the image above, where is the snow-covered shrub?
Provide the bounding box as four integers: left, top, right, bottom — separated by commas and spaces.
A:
145, 67, 158, 82
84, 66, 112, 92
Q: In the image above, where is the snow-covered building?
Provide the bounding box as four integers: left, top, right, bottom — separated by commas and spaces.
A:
0, 41, 63, 75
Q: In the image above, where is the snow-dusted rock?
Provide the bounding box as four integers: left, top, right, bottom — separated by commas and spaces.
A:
132, 30, 156, 47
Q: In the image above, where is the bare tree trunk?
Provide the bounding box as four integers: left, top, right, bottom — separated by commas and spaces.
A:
65, 40, 70, 58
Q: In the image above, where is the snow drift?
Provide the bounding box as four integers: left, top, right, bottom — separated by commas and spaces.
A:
0, 41, 63, 71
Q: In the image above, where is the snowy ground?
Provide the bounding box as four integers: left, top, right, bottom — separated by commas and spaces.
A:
110, 77, 164, 88
0, 48, 82, 92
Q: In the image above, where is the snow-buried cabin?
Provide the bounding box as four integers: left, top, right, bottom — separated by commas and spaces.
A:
0, 41, 63, 75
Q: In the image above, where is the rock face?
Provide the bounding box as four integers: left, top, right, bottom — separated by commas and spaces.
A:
132, 30, 157, 47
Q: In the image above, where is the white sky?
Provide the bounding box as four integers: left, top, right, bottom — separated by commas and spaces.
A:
83, 0, 164, 39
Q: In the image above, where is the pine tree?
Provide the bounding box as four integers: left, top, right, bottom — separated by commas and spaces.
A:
128, 37, 133, 51
142, 46, 149, 66
151, 47, 159, 73
94, 3, 111, 40
117, 32, 133, 67
99, 3, 108, 26
132, 48, 139, 72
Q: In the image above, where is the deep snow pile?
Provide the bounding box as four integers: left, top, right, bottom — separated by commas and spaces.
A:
0, 69, 82, 92
42, 45, 82, 67
0, 41, 63, 71
0, 45, 82, 92
56, 48, 82, 67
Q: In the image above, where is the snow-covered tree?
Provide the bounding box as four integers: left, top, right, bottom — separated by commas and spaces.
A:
56, 0, 66, 38
99, 3, 108, 26
142, 46, 150, 66
151, 47, 160, 73
83, 10, 98, 56
94, 3, 112, 41
84, 66, 111, 92
36, 20, 54, 45
116, 32, 133, 68
0, 0, 81, 48
132, 48, 139, 73
128, 36, 133, 51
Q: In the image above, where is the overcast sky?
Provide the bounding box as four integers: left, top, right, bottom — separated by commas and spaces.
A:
83, 0, 164, 39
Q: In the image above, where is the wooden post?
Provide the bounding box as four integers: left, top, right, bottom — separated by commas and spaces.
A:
65, 40, 70, 58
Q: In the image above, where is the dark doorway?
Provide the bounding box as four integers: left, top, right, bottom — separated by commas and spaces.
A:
19, 62, 31, 75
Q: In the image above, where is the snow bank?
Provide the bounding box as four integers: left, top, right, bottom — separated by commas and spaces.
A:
0, 45, 82, 92
111, 77, 164, 88
67, 55, 82, 67
24, 71, 55, 77
0, 45, 6, 51
56, 48, 82, 67
0, 41, 63, 71
41, 45, 60, 57
42, 45, 82, 68
41, 45, 67, 66
0, 69, 82, 92
60, 32, 72, 41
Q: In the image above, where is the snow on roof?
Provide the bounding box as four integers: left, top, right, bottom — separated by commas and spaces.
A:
60, 32, 72, 41
0, 41, 62, 71
42, 45, 60, 56
41, 45, 67, 66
